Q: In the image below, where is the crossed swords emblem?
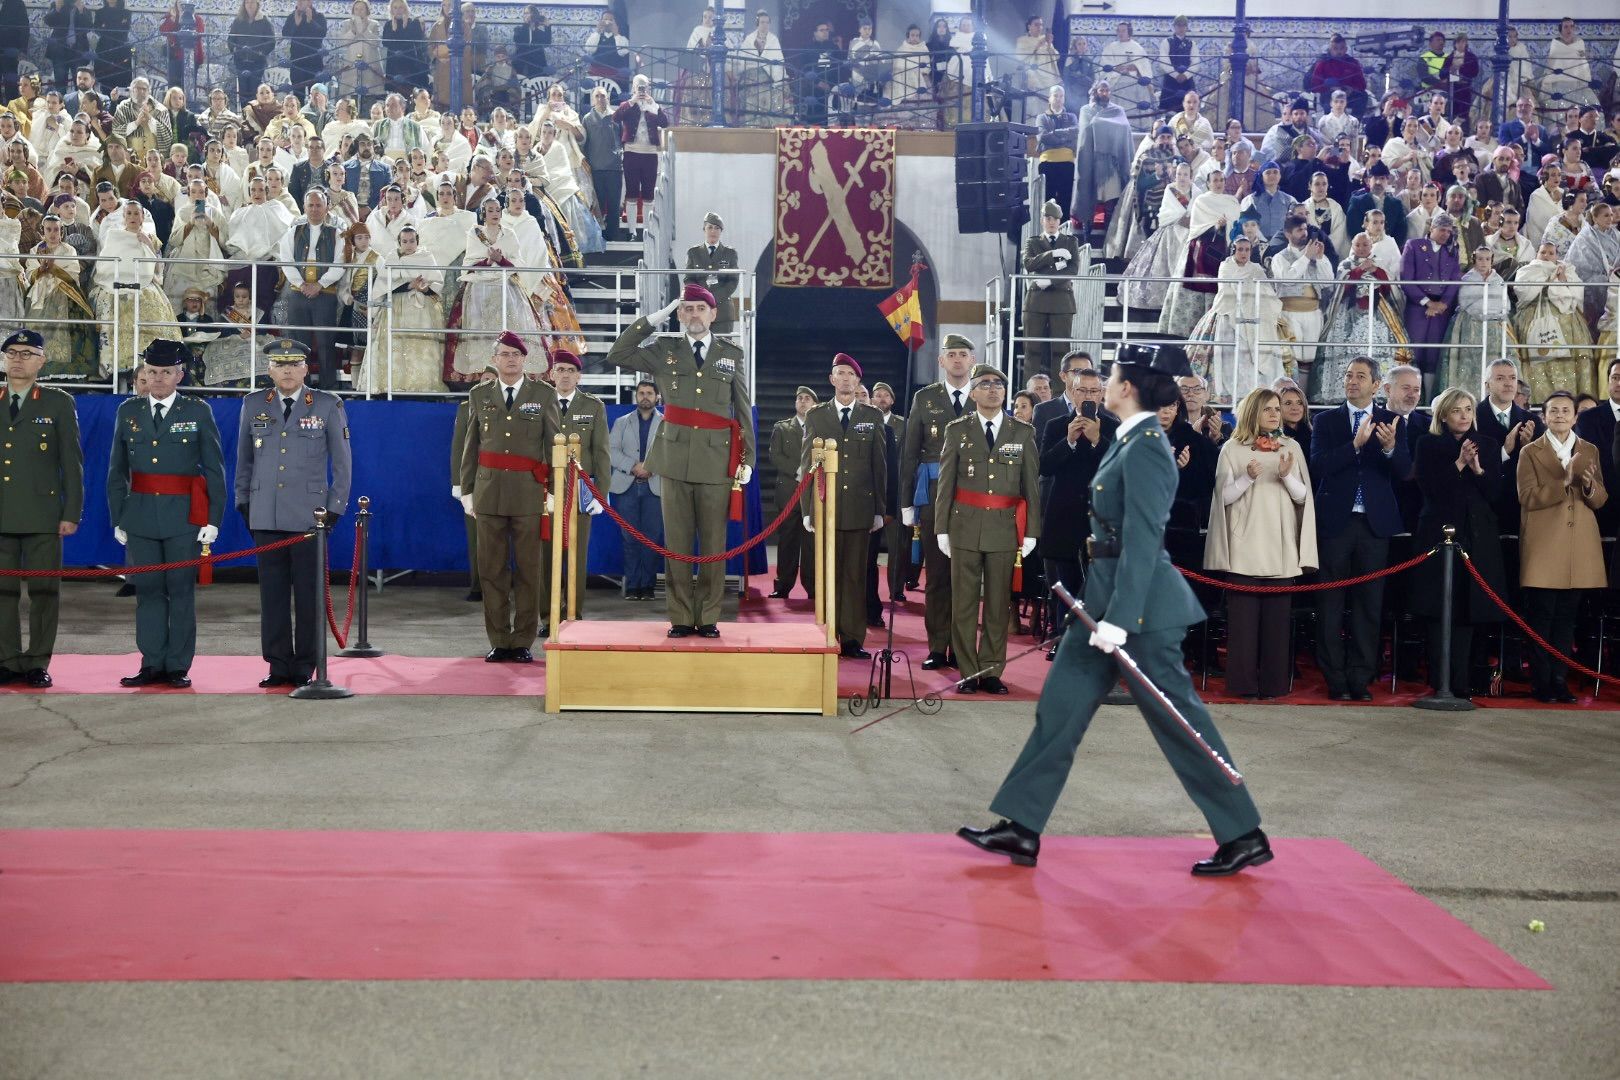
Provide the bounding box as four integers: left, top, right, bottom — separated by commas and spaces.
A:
803, 138, 875, 264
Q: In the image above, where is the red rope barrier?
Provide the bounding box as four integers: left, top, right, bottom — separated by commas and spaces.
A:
579, 468, 818, 564
324, 526, 362, 649
0, 533, 313, 579
1176, 548, 1437, 593
1459, 551, 1620, 691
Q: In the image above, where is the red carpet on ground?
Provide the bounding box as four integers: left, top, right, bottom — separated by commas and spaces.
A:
0, 830, 1546, 989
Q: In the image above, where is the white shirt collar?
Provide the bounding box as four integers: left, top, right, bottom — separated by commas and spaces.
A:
687, 332, 713, 354
1487, 397, 1515, 418
498, 376, 525, 393
1610, 399, 1620, 420
944, 378, 970, 397
149, 390, 179, 411
1116, 410, 1156, 438
975, 410, 1003, 439
834, 395, 858, 411
1346, 399, 1374, 417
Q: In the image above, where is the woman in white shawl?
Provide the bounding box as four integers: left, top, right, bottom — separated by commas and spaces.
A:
1122, 160, 1197, 309
1523, 168, 1563, 251
891, 24, 931, 103
1157, 175, 1237, 337
162, 180, 228, 308
224, 175, 295, 319
443, 198, 553, 383
1564, 201, 1620, 332
42, 119, 100, 182
1099, 21, 1150, 116
1300, 172, 1348, 258
1381, 117, 1430, 185
0, 207, 25, 326
92, 199, 176, 377
1442, 246, 1517, 397
1311, 232, 1413, 403
415, 175, 475, 310
730, 10, 785, 124
1596, 280, 1620, 351
674, 6, 723, 126
24, 215, 97, 378
1188, 235, 1291, 404
321, 97, 372, 155
1513, 242, 1593, 401
528, 83, 598, 217
330, 0, 382, 104
368, 224, 445, 394
536, 118, 604, 254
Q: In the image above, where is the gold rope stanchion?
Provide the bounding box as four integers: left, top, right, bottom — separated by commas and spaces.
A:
548, 433, 566, 637
811, 438, 827, 627
822, 438, 840, 650
567, 433, 583, 623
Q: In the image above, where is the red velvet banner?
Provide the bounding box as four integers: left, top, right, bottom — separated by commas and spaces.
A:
774, 127, 896, 288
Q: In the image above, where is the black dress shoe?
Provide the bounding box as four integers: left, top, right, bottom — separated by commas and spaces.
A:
510, 648, 534, 663
1329, 690, 1352, 702
24, 668, 52, 688
258, 674, 293, 688
978, 676, 1010, 695
866, 617, 886, 629
120, 667, 162, 687
485, 647, 510, 662
944, 650, 958, 669
1046, 645, 1059, 662
956, 820, 1039, 866
1192, 828, 1273, 876
921, 651, 950, 670
1552, 689, 1578, 704
955, 677, 979, 694
166, 672, 193, 688
667, 624, 696, 638
537, 623, 549, 639
839, 643, 871, 659
115, 582, 137, 597
1351, 689, 1373, 702
697, 624, 721, 639
766, 589, 790, 599
464, 590, 482, 602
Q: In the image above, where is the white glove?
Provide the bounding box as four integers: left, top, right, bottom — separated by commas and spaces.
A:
1051, 252, 1070, 267
450, 484, 462, 499
936, 534, 951, 559
1035, 277, 1054, 289
871, 515, 884, 533
197, 524, 219, 545
650, 297, 681, 324
114, 527, 128, 546
901, 507, 916, 527
1088, 620, 1128, 654
735, 464, 753, 486
1020, 536, 1037, 559
459, 493, 475, 516
802, 514, 814, 533
584, 499, 603, 516
544, 493, 554, 514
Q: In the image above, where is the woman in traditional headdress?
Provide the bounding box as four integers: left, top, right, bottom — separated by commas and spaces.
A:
1512, 241, 1594, 400
1158, 188, 1238, 341
1564, 201, 1620, 332
24, 214, 96, 379
1311, 231, 1414, 403
443, 197, 554, 383
1122, 160, 1197, 309
1187, 234, 1291, 404
200, 280, 275, 387
92, 199, 176, 377
1442, 245, 1517, 398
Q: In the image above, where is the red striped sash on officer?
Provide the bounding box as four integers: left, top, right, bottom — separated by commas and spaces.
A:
953, 487, 1029, 590
476, 449, 555, 540
661, 403, 746, 522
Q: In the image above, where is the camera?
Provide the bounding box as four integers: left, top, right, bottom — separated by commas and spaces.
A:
1080, 401, 1098, 420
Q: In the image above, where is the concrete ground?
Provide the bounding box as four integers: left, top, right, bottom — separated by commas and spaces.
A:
1, 581, 1617, 1079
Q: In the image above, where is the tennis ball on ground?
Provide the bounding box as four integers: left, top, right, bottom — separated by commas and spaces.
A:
1526, 919, 1545, 933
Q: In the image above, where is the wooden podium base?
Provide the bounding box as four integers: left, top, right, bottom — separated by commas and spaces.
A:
543, 621, 840, 715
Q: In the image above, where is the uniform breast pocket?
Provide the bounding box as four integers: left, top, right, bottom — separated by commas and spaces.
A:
298, 430, 325, 452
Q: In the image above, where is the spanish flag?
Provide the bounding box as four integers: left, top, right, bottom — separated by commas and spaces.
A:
878, 263, 925, 351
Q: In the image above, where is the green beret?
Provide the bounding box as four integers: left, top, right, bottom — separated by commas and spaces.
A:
872, 381, 895, 396
942, 333, 975, 352
1041, 199, 1062, 219
970, 363, 1006, 385
794, 385, 818, 400
703, 211, 724, 230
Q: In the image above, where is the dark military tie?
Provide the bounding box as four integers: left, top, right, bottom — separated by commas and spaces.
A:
7, 392, 17, 422
282, 397, 293, 422
985, 419, 995, 450
506, 385, 515, 410
559, 397, 570, 415
951, 389, 963, 416
840, 406, 850, 430
153, 402, 165, 426
692, 342, 704, 370
707, 245, 715, 257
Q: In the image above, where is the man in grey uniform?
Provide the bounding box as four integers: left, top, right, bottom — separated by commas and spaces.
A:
234, 338, 352, 687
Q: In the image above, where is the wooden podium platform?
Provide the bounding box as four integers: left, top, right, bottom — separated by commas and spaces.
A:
543, 622, 840, 715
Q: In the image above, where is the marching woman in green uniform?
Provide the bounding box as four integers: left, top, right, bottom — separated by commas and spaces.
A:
107, 338, 227, 688
958, 343, 1271, 876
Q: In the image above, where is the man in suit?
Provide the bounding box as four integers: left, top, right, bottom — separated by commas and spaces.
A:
1020, 199, 1081, 383
276, 188, 343, 388
287, 135, 328, 208
0, 329, 83, 688
233, 339, 352, 688
1399, 214, 1461, 397
1345, 161, 1406, 250
1573, 356, 1620, 536
1475, 147, 1528, 215
683, 211, 740, 335
1475, 358, 1544, 530
1038, 359, 1116, 660
766, 387, 816, 600
450, 366, 498, 602
108, 339, 227, 688
901, 334, 977, 670
798, 355, 886, 658
545, 348, 609, 620
458, 331, 562, 663
871, 381, 906, 605
342, 134, 392, 211
1310, 355, 1411, 701
603, 283, 755, 638
608, 379, 664, 601
1381, 362, 1428, 532
935, 364, 1042, 695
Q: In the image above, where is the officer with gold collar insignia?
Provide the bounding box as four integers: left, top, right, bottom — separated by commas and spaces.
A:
234, 338, 352, 688
544, 347, 609, 620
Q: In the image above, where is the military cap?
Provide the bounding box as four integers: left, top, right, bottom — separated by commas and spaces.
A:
702, 211, 724, 229
1041, 199, 1062, 219
265, 338, 310, 364
794, 385, 819, 400
872, 381, 895, 396
831, 352, 862, 377
681, 282, 716, 308
482, 363, 500, 376
969, 363, 1006, 385
1, 328, 44, 351
142, 338, 191, 368
942, 333, 975, 352
495, 330, 528, 355
549, 347, 581, 370
1116, 342, 1192, 378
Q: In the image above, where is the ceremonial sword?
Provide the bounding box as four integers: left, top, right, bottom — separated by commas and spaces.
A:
1051, 583, 1245, 786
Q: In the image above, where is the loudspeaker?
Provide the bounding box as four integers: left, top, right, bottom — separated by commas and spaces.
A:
954, 121, 1034, 235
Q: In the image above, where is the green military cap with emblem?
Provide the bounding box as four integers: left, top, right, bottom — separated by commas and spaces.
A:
1041, 199, 1062, 219
970, 363, 1006, 384
794, 385, 818, 400
942, 333, 975, 351
703, 211, 724, 229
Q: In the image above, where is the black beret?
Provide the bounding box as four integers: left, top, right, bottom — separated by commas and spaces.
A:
141, 338, 192, 368
1, 327, 44, 351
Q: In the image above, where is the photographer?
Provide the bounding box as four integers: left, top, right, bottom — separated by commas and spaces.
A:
513, 6, 550, 79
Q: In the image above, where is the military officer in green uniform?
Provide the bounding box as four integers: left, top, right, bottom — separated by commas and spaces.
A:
458, 331, 562, 662
766, 385, 816, 600
108, 339, 227, 688
798, 354, 886, 658
545, 348, 609, 619
872, 380, 907, 602
1020, 199, 1081, 383
934, 364, 1041, 695
901, 334, 976, 669
603, 283, 755, 638
233, 339, 352, 688
0, 329, 83, 688
959, 344, 1270, 876
683, 211, 740, 335
450, 365, 499, 602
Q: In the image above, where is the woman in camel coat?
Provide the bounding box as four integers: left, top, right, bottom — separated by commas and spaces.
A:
1517, 389, 1607, 702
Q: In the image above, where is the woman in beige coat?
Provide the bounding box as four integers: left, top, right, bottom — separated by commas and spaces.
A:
1204, 387, 1318, 698
1517, 389, 1607, 702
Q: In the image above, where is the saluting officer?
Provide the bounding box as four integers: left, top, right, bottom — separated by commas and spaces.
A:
683, 212, 740, 335
935, 364, 1042, 694
0, 329, 83, 689
233, 339, 352, 689
451, 364, 499, 603
798, 354, 887, 658
766, 385, 816, 601
900, 334, 976, 669
458, 331, 561, 662
108, 339, 226, 688
545, 348, 609, 619
603, 283, 755, 639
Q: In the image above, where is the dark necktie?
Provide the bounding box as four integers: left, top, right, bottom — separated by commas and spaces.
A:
985, 420, 995, 450
505, 386, 515, 410
707, 245, 715, 257
951, 389, 963, 417
840, 406, 850, 430
693, 342, 704, 369
153, 403, 165, 426
7, 393, 17, 422
559, 397, 571, 415
282, 397, 293, 422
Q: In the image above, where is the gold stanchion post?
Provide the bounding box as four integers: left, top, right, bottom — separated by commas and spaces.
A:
567, 432, 582, 623
811, 437, 826, 627
822, 438, 839, 650
548, 434, 566, 636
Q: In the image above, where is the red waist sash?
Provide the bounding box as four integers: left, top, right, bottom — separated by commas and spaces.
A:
130, 471, 209, 527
